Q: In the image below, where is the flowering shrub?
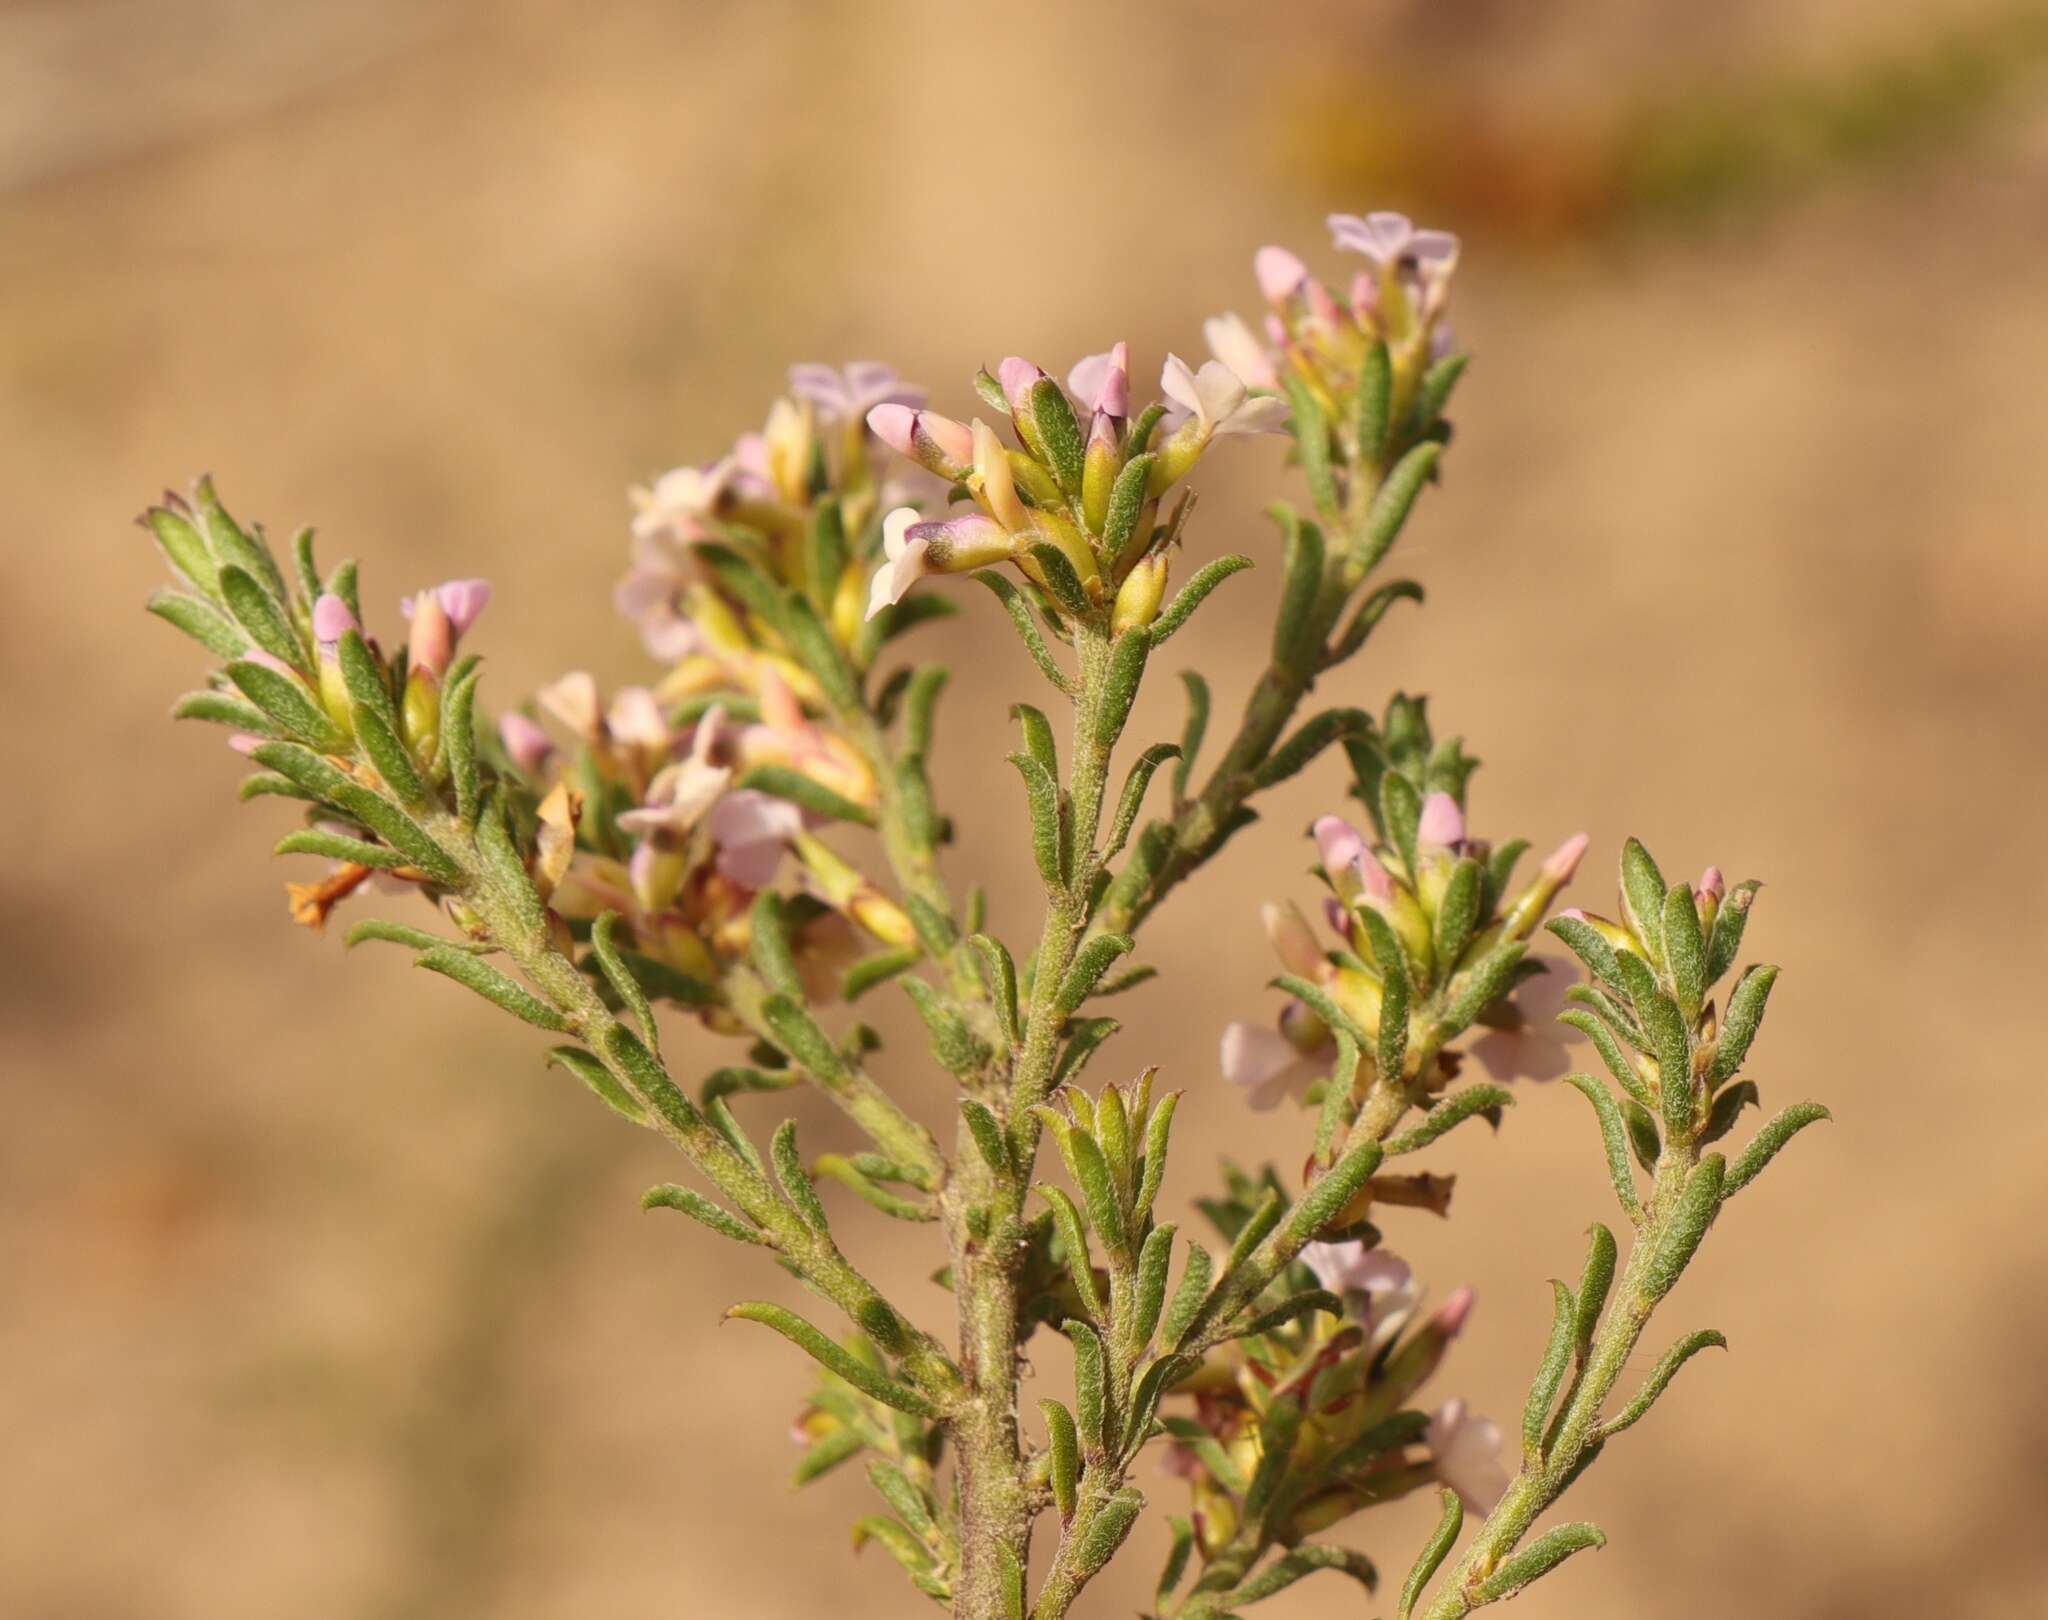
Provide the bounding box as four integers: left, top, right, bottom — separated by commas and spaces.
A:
138, 212, 1827, 1619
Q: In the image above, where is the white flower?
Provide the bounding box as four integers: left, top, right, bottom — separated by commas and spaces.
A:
1203, 312, 1278, 390
866, 507, 932, 621
1300, 1242, 1410, 1305
1219, 1019, 1321, 1110
1159, 353, 1290, 438
1327, 211, 1460, 269
630, 460, 735, 544
617, 710, 730, 838
1428, 1399, 1509, 1513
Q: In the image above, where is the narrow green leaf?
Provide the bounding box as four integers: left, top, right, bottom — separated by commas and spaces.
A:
1105, 743, 1178, 860
969, 933, 1020, 1043
228, 661, 344, 750
1174, 670, 1209, 800
443, 668, 482, 826
1067, 1318, 1110, 1454
975, 571, 1074, 692
1357, 441, 1440, 571
1562, 1073, 1644, 1222
1619, 836, 1668, 961
1163, 1242, 1212, 1349
1662, 882, 1707, 1018
1157, 1516, 1195, 1603
1039, 1183, 1106, 1322
1643, 1153, 1726, 1299
1040, 1398, 1080, 1519
1285, 1135, 1383, 1248
1007, 750, 1067, 889
1029, 542, 1092, 617
351, 700, 425, 805
1355, 341, 1393, 465
172, 690, 273, 732
727, 1302, 935, 1416
1056, 933, 1134, 1014
1150, 553, 1252, 645
734, 764, 876, 827
1282, 377, 1338, 515
770, 1120, 830, 1230
148, 591, 246, 657
1724, 1101, 1830, 1196
1383, 1085, 1514, 1156
416, 946, 568, 1030
1704, 878, 1762, 985
274, 828, 409, 868
1101, 452, 1157, 566
1572, 1223, 1618, 1362
1010, 701, 1058, 777
1132, 1223, 1176, 1349
1270, 505, 1327, 669
760, 993, 851, 1085
1710, 963, 1778, 1084
749, 891, 804, 998
843, 945, 922, 1003
1523, 1280, 1576, 1461
1029, 376, 1085, 493
1072, 1486, 1143, 1579
1096, 626, 1150, 753
641, 1181, 769, 1243
218, 564, 305, 668
1474, 1523, 1605, 1602
1601, 1328, 1727, 1438
1398, 1489, 1463, 1620
900, 977, 990, 1077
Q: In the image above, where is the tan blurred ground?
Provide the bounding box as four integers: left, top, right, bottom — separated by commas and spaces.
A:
4, 2, 2047, 1616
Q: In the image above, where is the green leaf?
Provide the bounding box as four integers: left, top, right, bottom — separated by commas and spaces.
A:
771, 1121, 830, 1230
586, 916, 657, 1051
1162, 1242, 1213, 1351
843, 945, 922, 1002
1600, 1328, 1727, 1438
144, 504, 219, 596
1243, 1392, 1302, 1521
1562, 1073, 1644, 1222
1473, 1522, 1605, 1602
345, 918, 479, 953
1029, 376, 1086, 493
1066, 1318, 1110, 1454
541, 1045, 649, 1125
1704, 879, 1761, 985
1383, 1085, 1514, 1155
1618, 836, 1669, 961
1007, 750, 1067, 889
1354, 341, 1393, 466
1269, 973, 1371, 1049
1056, 933, 1134, 1014
171, 688, 272, 733
1398, 1488, 1463, 1620
273, 828, 409, 868
734, 764, 876, 827
760, 993, 851, 1085
1662, 882, 1707, 1017
1282, 377, 1338, 515
1561, 1007, 1653, 1110
1433, 857, 1484, 974
1523, 1280, 1576, 1461
749, 891, 804, 998
218, 565, 305, 668
227, 661, 345, 750
1637, 986, 1695, 1140
351, 699, 425, 805
960, 1099, 1012, 1178
1157, 1517, 1195, 1603
193, 477, 285, 599
1028, 542, 1092, 618
1105, 744, 1178, 861
1251, 708, 1370, 791
1010, 701, 1058, 777
1643, 1153, 1726, 1299
1701, 1079, 1759, 1144
969, 933, 1021, 1043
1039, 1184, 1106, 1322
641, 1181, 768, 1243
814, 1155, 936, 1222
1132, 1090, 1178, 1225
1174, 670, 1209, 800
1416, 352, 1469, 427
1073, 1487, 1144, 1580
1101, 452, 1156, 566
1329, 577, 1424, 665
1285, 1134, 1383, 1248
1358, 441, 1440, 572
975, 571, 1075, 692
148, 591, 246, 658
443, 668, 482, 826
1724, 1101, 1830, 1196
900, 977, 990, 1077
1132, 1222, 1176, 1349
1710, 963, 1778, 1084
416, 945, 568, 1030
1231, 1289, 1343, 1342
804, 498, 847, 619
1548, 915, 1623, 989
1096, 627, 1151, 755
1270, 505, 1327, 669
1378, 771, 1422, 882
1150, 553, 1252, 645
1572, 1223, 1618, 1363
1040, 1398, 1080, 1519
727, 1302, 935, 1416
792, 1426, 862, 1486
1231, 1543, 1377, 1604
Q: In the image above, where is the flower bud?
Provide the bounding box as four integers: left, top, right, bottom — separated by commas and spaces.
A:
867, 403, 975, 477
1496, 831, 1590, 941
1111, 552, 1168, 633
1081, 409, 1120, 534
1254, 244, 1308, 307
499, 711, 554, 774
971, 420, 1029, 531
1261, 900, 1325, 980
312, 593, 358, 648
407, 590, 453, 680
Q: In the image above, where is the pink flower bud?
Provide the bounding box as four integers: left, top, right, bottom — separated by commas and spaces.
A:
1356, 853, 1397, 903
1432, 1285, 1476, 1338
227, 731, 266, 755
1063, 341, 1130, 419
312, 592, 358, 647
1540, 832, 1590, 885
1254, 245, 1307, 305
1417, 791, 1465, 852
1261, 900, 1325, 979
1312, 814, 1366, 877
1696, 865, 1726, 903
407, 590, 453, 678
866, 403, 918, 455
498, 712, 554, 774
997, 356, 1047, 413
435, 578, 492, 636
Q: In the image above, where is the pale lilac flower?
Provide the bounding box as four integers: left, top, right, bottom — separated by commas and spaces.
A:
605, 685, 671, 760
399, 579, 491, 638
708, 789, 805, 890
311, 593, 358, 648
1300, 1241, 1410, 1301
1067, 343, 1130, 419
1159, 354, 1291, 439
867, 507, 931, 621
1468, 952, 1580, 1084
499, 712, 554, 774
1203, 312, 1278, 390
1313, 814, 1368, 879
1254, 244, 1308, 305
617, 710, 730, 838
1429, 1399, 1509, 1513
787, 361, 923, 424
1219, 1018, 1321, 1110
630, 460, 737, 545
1328, 211, 1460, 271
1417, 791, 1466, 856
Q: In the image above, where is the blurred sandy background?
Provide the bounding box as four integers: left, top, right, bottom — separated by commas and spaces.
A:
5, 1, 2047, 1615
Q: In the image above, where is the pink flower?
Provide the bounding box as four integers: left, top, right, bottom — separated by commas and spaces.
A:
1219, 1017, 1322, 1110
1696, 865, 1726, 904
1467, 952, 1581, 1084
1159, 354, 1291, 439
864, 506, 1012, 620
499, 712, 554, 774
617, 711, 731, 839
1300, 1241, 1409, 1300
1312, 814, 1367, 879
1254, 245, 1308, 305
1428, 1399, 1509, 1513
605, 685, 672, 762
787, 361, 923, 423
1541, 832, 1590, 885
996, 357, 1049, 415
1067, 343, 1130, 419
630, 460, 737, 544
1416, 791, 1466, 855
866, 404, 976, 474
1261, 900, 1326, 980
